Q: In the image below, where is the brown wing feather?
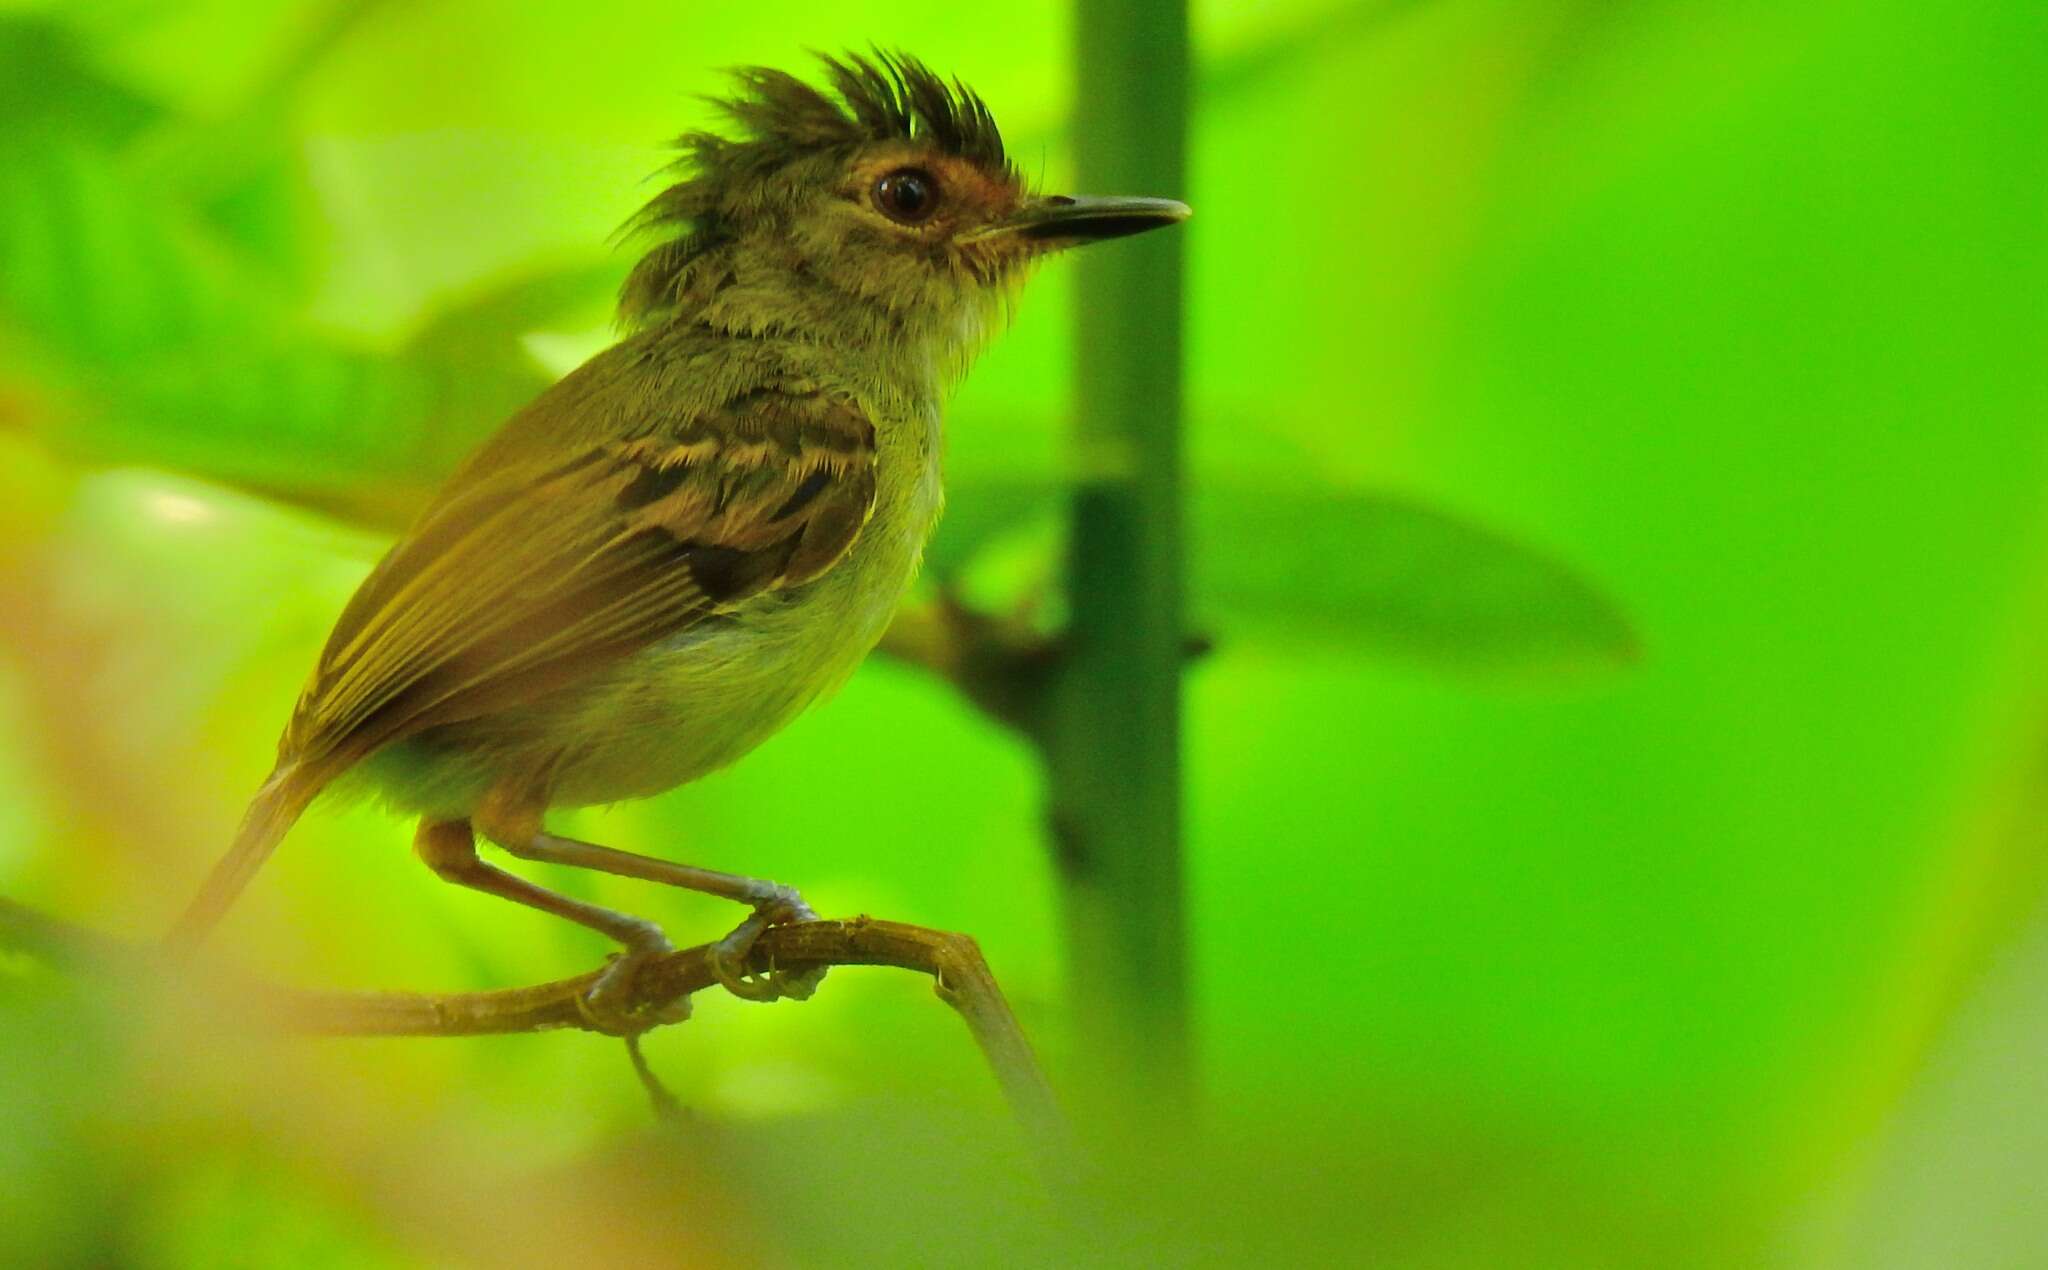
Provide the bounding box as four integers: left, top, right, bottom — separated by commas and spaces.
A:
283, 390, 878, 768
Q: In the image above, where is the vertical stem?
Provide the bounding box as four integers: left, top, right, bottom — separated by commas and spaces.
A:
1050, 0, 1192, 1111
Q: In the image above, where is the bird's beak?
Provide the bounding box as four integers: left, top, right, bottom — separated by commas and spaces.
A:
964, 195, 1191, 249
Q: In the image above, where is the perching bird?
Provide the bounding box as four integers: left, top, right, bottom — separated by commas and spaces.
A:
163, 51, 1188, 1030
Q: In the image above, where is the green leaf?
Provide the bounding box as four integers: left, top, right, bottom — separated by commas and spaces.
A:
0, 16, 624, 528
930, 473, 1639, 676
1191, 487, 1640, 675
0, 128, 612, 530
0, 18, 160, 150
405, 257, 618, 354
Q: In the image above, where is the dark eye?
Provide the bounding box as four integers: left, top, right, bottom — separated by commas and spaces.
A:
874, 168, 939, 224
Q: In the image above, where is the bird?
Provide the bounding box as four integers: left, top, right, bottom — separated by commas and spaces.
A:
161, 50, 1189, 1032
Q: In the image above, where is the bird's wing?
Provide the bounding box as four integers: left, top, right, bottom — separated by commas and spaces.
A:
283, 388, 878, 767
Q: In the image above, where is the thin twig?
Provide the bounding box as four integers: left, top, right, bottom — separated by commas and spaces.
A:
0, 901, 1066, 1162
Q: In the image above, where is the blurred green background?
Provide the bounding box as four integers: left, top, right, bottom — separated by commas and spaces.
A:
2, 0, 2045, 1265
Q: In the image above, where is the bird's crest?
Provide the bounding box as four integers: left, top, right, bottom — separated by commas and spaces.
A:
618, 50, 1013, 326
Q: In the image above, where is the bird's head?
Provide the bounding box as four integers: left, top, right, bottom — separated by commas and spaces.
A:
618, 51, 1187, 360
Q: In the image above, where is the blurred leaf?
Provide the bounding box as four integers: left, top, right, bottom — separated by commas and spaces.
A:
932, 473, 1637, 675
188, 138, 323, 296
114, 2, 401, 299
407, 257, 617, 354
0, 18, 160, 150
0, 132, 612, 530
1194, 487, 1639, 675
0, 14, 626, 527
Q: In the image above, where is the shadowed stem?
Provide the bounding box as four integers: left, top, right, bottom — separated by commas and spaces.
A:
1054, 0, 1194, 1112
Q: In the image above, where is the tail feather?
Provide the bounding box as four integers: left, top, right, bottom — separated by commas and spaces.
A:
162, 763, 323, 955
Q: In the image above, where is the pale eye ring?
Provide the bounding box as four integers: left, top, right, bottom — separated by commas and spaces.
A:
874, 167, 939, 224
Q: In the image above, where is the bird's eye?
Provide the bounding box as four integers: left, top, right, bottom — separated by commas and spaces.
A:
874, 168, 939, 224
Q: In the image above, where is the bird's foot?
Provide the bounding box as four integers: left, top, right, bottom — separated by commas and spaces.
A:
705, 886, 827, 1003
577, 927, 691, 1036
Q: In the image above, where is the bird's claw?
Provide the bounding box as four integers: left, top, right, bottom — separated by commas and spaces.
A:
706, 890, 827, 1003
577, 939, 691, 1036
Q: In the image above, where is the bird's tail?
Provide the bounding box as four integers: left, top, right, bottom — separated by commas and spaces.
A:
162, 762, 325, 956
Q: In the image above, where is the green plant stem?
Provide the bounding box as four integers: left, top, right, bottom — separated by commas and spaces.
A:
1050, 0, 1193, 1112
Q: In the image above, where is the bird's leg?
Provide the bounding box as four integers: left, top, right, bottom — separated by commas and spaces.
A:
414, 819, 688, 1033
475, 808, 824, 1004
505, 834, 823, 1003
